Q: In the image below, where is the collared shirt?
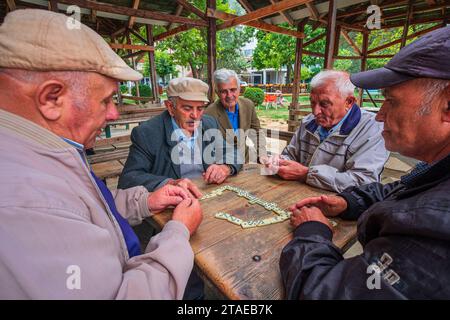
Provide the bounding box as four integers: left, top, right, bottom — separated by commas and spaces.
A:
317, 106, 352, 143
225, 103, 240, 133
170, 117, 204, 179
61, 137, 141, 258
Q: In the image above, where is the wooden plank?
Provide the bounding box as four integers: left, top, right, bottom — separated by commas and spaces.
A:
270, 0, 295, 26
303, 32, 326, 47
57, 0, 208, 27
109, 43, 154, 51
208, 9, 304, 38
6, 0, 17, 11
91, 160, 124, 179
359, 31, 369, 107
367, 24, 442, 54
401, 0, 415, 48
88, 149, 129, 164
305, 2, 320, 20
176, 0, 207, 20
152, 166, 357, 299
302, 50, 324, 57
154, 24, 196, 42
324, 0, 337, 69
341, 29, 361, 56
146, 25, 160, 103
127, 0, 140, 29
94, 135, 131, 148
207, 0, 217, 103
218, 0, 312, 30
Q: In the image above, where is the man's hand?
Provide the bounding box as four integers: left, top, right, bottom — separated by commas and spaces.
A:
289, 195, 348, 217
290, 206, 332, 230
167, 178, 202, 199
203, 164, 231, 184
147, 184, 189, 214
260, 155, 280, 175
277, 159, 309, 181
172, 198, 203, 235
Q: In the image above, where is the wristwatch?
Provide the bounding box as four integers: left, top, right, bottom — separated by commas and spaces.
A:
226, 164, 235, 176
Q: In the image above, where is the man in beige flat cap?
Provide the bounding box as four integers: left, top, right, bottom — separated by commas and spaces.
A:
119, 77, 242, 196
0, 9, 203, 299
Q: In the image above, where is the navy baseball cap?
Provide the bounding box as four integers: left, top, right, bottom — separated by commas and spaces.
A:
351, 25, 450, 89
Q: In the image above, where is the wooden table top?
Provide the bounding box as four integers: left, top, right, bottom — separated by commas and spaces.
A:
152, 165, 357, 300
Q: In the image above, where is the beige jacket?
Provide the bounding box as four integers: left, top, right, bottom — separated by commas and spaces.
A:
0, 110, 193, 299
205, 97, 267, 162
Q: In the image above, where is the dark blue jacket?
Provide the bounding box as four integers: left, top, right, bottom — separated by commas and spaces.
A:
118, 110, 242, 191
280, 153, 450, 299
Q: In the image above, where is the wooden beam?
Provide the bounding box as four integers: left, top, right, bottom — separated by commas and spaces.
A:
49, 0, 58, 12
109, 43, 154, 51
218, 0, 312, 30
367, 23, 442, 54
110, 26, 127, 38
337, 0, 408, 19
302, 50, 324, 57
208, 9, 304, 38
303, 32, 326, 47
207, 0, 217, 102
333, 55, 362, 59
128, 27, 149, 44
146, 25, 160, 103
324, 0, 337, 69
359, 31, 369, 107
121, 50, 145, 59
166, 4, 184, 30
57, 0, 208, 27
401, 0, 414, 48
305, 2, 320, 20
367, 54, 395, 58
6, 0, 16, 11
425, 0, 437, 5
176, 0, 207, 20
270, 0, 295, 26
341, 29, 361, 56
236, 0, 253, 13
289, 22, 305, 132
127, 0, 140, 29
154, 24, 196, 42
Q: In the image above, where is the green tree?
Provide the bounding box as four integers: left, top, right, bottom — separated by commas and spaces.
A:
143, 51, 178, 84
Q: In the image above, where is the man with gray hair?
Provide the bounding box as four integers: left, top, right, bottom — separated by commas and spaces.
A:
0, 9, 202, 299
281, 26, 450, 299
205, 68, 266, 163
263, 70, 389, 192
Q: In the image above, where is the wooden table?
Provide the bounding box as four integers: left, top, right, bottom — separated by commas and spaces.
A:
152, 165, 357, 300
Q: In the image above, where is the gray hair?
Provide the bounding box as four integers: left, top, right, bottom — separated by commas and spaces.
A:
214, 68, 240, 92
168, 96, 178, 108
310, 70, 355, 98
2, 69, 89, 109
416, 78, 450, 115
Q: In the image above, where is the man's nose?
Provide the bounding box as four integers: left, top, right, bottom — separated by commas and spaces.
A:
311, 104, 321, 116
375, 104, 386, 122
191, 109, 200, 119
106, 103, 120, 121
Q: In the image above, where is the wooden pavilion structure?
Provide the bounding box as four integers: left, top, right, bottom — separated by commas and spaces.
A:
2, 0, 449, 131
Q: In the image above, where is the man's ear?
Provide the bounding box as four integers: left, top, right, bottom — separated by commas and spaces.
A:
442, 85, 450, 123
164, 99, 175, 116
36, 80, 66, 121
345, 96, 356, 108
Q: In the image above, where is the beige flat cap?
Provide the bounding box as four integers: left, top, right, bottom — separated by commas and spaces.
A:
0, 9, 142, 81
167, 77, 209, 102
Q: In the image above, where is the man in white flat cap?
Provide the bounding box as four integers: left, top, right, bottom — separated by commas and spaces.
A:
0, 9, 203, 299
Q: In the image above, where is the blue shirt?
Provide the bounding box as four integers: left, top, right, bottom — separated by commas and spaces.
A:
62, 137, 141, 258
226, 103, 240, 133
318, 106, 352, 143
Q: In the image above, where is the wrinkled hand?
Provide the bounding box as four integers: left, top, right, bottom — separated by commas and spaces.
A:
277, 159, 309, 181
203, 164, 231, 184
167, 178, 202, 199
290, 206, 332, 230
147, 184, 189, 214
260, 155, 280, 175
289, 195, 347, 217
172, 198, 203, 235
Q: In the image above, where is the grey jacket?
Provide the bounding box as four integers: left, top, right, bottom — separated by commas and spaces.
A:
282, 105, 389, 192
118, 110, 242, 192
0, 110, 193, 299
280, 153, 450, 299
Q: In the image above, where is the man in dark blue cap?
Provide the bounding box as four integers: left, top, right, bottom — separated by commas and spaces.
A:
280, 26, 450, 299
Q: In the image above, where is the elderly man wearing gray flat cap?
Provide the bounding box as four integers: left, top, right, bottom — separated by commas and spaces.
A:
0, 9, 203, 299
280, 26, 450, 299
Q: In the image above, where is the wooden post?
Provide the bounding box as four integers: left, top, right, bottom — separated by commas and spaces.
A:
206, 0, 217, 102
146, 25, 160, 103
359, 31, 369, 107
288, 21, 306, 133
324, 0, 337, 69
401, 0, 414, 48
